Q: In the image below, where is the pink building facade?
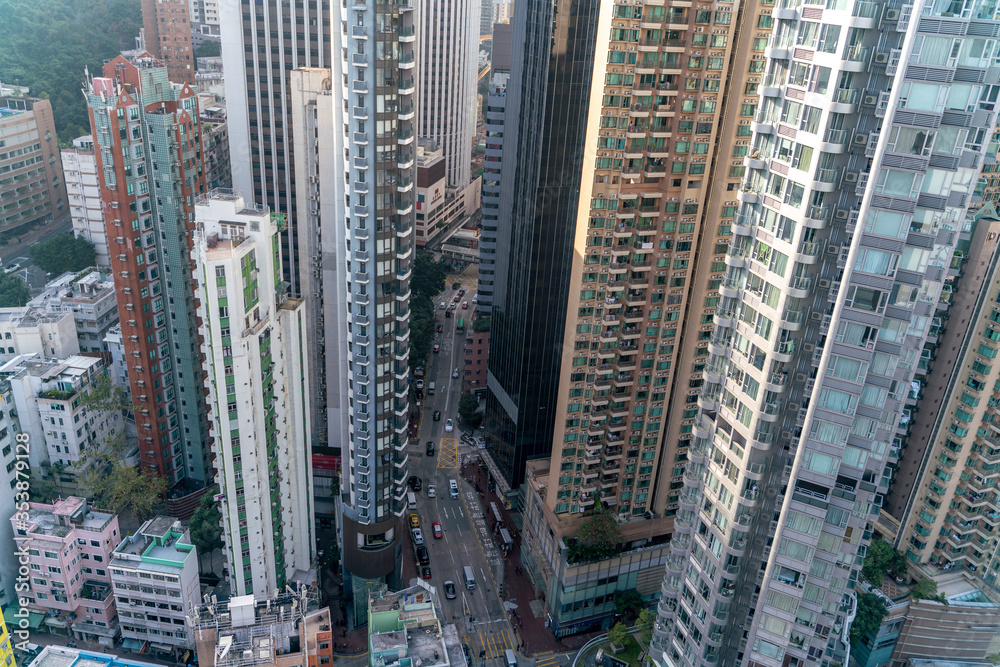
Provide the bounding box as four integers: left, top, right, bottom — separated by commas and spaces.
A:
12, 497, 121, 645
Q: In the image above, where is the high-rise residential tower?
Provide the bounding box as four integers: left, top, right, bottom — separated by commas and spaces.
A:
654, 1, 1000, 665
193, 191, 315, 597
61, 136, 110, 267
477, 22, 511, 318
220, 0, 331, 296
482, 0, 601, 490
417, 0, 479, 188
141, 0, 196, 86
307, 0, 417, 616
883, 204, 1000, 592
85, 53, 212, 490
484, 0, 775, 499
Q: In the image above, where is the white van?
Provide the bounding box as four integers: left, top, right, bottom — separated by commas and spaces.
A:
428, 381, 436, 395
464, 565, 476, 590
449, 479, 459, 498
505, 649, 517, 667
407, 491, 417, 509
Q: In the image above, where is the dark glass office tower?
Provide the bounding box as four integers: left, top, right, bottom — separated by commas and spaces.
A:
483, 0, 601, 490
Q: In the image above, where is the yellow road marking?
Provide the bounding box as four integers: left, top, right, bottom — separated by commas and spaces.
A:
437, 437, 459, 468
500, 630, 512, 650
477, 632, 487, 655
489, 632, 500, 659
536, 658, 558, 666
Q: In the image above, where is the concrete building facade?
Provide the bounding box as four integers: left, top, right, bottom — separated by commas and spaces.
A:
27, 270, 119, 355
85, 52, 212, 489
189, 586, 332, 667
220, 0, 331, 297
417, 0, 479, 188
654, 0, 1000, 665
193, 191, 315, 597
61, 136, 110, 268
0, 95, 66, 242
1, 354, 124, 483
11, 497, 121, 644
110, 516, 199, 654
141, 0, 196, 86
319, 0, 418, 611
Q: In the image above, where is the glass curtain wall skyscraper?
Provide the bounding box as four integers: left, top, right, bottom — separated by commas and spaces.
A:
653, 0, 1000, 665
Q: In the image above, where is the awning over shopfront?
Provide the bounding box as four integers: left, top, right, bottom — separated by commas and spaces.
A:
121, 638, 144, 651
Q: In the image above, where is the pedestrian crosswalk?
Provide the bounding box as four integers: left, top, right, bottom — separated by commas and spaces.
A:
469, 627, 515, 660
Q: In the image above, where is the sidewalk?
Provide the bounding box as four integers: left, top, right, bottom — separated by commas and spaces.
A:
460, 461, 602, 657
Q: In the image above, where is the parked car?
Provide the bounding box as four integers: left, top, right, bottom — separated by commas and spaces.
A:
416, 545, 429, 564
432, 522, 443, 539
422, 566, 433, 580
409, 514, 420, 529
408, 476, 422, 491
3, 264, 19, 274
444, 581, 456, 599
445, 419, 454, 432
412, 529, 425, 546
415, 379, 424, 389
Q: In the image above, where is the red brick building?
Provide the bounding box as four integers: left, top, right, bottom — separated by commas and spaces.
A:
463, 328, 489, 395
141, 0, 195, 86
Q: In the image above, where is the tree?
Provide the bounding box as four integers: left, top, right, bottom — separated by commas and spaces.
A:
615, 589, 645, 620
849, 592, 889, 648
0, 273, 30, 307
911, 578, 940, 601
189, 488, 224, 571
473, 316, 491, 332
29, 234, 97, 275
458, 392, 481, 426
0, 0, 143, 142
195, 40, 221, 60
862, 538, 907, 586
607, 621, 630, 647
409, 250, 449, 363
76, 373, 167, 520
568, 504, 624, 563
411, 250, 448, 299
635, 609, 654, 649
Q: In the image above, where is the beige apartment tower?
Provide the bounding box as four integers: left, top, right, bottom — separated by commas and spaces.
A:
516, 0, 776, 636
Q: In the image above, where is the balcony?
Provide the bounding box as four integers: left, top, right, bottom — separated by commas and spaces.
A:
843, 44, 871, 71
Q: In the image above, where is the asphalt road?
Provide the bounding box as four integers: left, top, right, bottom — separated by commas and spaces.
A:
405, 282, 521, 667
1, 214, 73, 292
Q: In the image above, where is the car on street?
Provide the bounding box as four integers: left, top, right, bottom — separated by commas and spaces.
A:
452, 368, 460, 379
453, 282, 461, 289
436, 325, 443, 333
416, 545, 430, 564
433, 344, 440, 353
459, 288, 466, 296
408, 514, 420, 529
445, 419, 454, 432
453, 295, 461, 303
433, 410, 441, 421
472, 295, 478, 303
440, 302, 446, 309
445, 310, 452, 318
416, 389, 423, 399
461, 301, 468, 309
412, 528, 425, 546
463, 644, 471, 666
3, 264, 19, 274
449, 479, 459, 498
408, 475, 422, 491
422, 566, 433, 580
475, 436, 486, 449
426, 441, 435, 456
427, 484, 436, 498
444, 581, 456, 599
432, 522, 442, 539
415, 379, 424, 389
